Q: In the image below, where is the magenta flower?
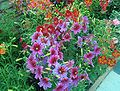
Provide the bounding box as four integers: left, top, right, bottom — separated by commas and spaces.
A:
70, 67, 79, 78
77, 36, 83, 47
39, 37, 50, 47
53, 64, 68, 79
84, 52, 95, 61
58, 51, 63, 60
53, 84, 65, 91
71, 76, 80, 87
38, 78, 52, 90
62, 32, 71, 42
30, 42, 43, 55
48, 55, 59, 67
35, 66, 43, 79
49, 47, 58, 56
93, 46, 101, 56
31, 32, 42, 42
72, 22, 82, 34
26, 54, 37, 73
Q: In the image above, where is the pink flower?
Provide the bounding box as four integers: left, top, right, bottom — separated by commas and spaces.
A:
70, 67, 79, 78
49, 47, 58, 56
31, 32, 42, 42
112, 19, 120, 25
26, 54, 37, 73
30, 42, 43, 55
72, 22, 82, 34
62, 33, 71, 42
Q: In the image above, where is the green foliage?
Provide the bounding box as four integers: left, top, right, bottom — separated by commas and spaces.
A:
0, 10, 35, 91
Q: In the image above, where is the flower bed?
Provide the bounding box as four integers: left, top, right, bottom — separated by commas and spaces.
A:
0, 0, 120, 91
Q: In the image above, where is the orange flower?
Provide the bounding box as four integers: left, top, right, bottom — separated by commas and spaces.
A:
98, 56, 107, 64
107, 58, 116, 67
73, 8, 79, 17
46, 11, 52, 18
0, 44, 6, 55
112, 50, 120, 58
84, 0, 92, 7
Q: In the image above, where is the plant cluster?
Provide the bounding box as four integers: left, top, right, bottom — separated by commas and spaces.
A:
26, 9, 102, 90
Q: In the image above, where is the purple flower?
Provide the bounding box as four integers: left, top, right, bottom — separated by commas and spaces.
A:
60, 22, 68, 32
70, 67, 79, 78
62, 32, 71, 42
82, 23, 88, 33
84, 52, 95, 61
84, 52, 95, 67
93, 46, 101, 56
30, 42, 43, 55
39, 37, 50, 47
82, 16, 89, 33
80, 71, 92, 83
35, 66, 43, 79
92, 40, 98, 46
77, 36, 83, 47
66, 60, 74, 69
53, 64, 68, 79
71, 76, 80, 87
82, 16, 89, 24
72, 22, 82, 34
59, 78, 72, 88
31, 32, 42, 42
26, 54, 37, 73
53, 84, 65, 91
38, 78, 52, 90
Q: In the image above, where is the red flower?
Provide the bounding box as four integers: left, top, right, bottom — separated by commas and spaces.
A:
36, 26, 44, 32
65, 10, 72, 18
67, 0, 74, 4
84, 0, 92, 7
100, 0, 109, 11
22, 42, 28, 49
73, 8, 79, 17
53, 17, 59, 26
47, 24, 55, 34
56, 0, 62, 3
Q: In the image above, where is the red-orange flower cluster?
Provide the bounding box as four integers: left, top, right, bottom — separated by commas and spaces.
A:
112, 50, 120, 58
100, 0, 109, 11
98, 55, 117, 67
84, 0, 92, 7
98, 56, 107, 64
107, 58, 116, 67
65, 9, 79, 22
